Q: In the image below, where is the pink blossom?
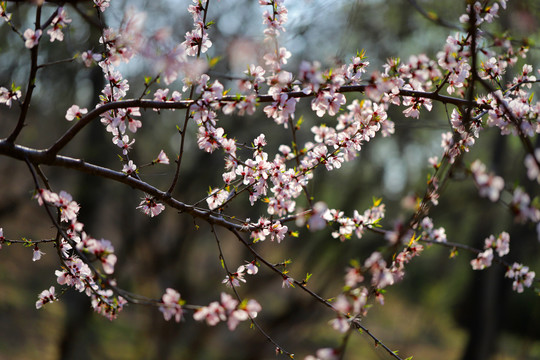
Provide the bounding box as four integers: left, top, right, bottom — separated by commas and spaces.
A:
227, 309, 249, 330
34, 190, 80, 222
154, 150, 170, 164
81, 51, 102, 67
306, 348, 340, 360
0, 5, 12, 22
197, 126, 225, 153
308, 202, 329, 231
91, 290, 127, 320
510, 187, 540, 223
159, 288, 183, 322
193, 301, 226, 326
329, 316, 349, 333
182, 27, 212, 56
268, 221, 288, 243
153, 88, 169, 101
93, 0, 110, 12
113, 134, 135, 155
222, 266, 246, 288
137, 196, 165, 217
245, 261, 259, 275
220, 138, 236, 156
36, 286, 57, 309
122, 160, 137, 175
55, 257, 93, 293
282, 276, 294, 288
524, 149, 540, 183
47, 8, 71, 42
65, 105, 88, 121
0, 87, 21, 108
420, 217, 447, 243
244, 298, 262, 318
24, 28, 42, 49
344, 266, 364, 288
76, 235, 117, 274
32, 245, 45, 262
470, 248, 493, 270
484, 232, 510, 257
505, 263, 535, 293
206, 188, 229, 210
471, 160, 505, 202
56, 191, 80, 222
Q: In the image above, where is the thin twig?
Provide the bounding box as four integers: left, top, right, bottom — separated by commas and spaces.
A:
7, 4, 42, 143
229, 228, 403, 360
210, 224, 294, 357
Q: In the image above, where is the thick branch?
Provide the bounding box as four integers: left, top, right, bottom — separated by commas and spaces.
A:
0, 140, 247, 232
47, 85, 483, 156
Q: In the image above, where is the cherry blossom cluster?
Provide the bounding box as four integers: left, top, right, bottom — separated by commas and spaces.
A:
418, 217, 447, 243
327, 261, 370, 333
510, 187, 540, 226
481, 74, 539, 139
183, 0, 212, 56
33, 188, 125, 320
159, 288, 184, 322
438, 105, 481, 168
222, 262, 259, 288
250, 217, 288, 243
47, 7, 71, 42
329, 288, 368, 333
470, 159, 505, 202
505, 262, 535, 293
0, 85, 21, 108
23, 28, 41, 49
459, 1, 501, 26
21, 7, 73, 49
328, 234, 425, 333
192, 292, 262, 331
322, 201, 386, 242
470, 232, 510, 270
93, 0, 111, 13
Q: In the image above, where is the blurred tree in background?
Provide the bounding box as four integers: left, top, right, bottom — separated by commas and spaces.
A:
0, 1, 539, 359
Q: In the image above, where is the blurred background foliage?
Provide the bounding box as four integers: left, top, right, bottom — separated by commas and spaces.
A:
0, 0, 539, 359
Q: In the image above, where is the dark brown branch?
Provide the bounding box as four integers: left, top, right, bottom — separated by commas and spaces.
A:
0, 140, 249, 232
46, 85, 484, 156
7, 4, 42, 143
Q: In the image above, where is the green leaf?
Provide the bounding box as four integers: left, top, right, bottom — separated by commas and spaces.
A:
22, 237, 33, 247
207, 55, 222, 68
296, 115, 304, 128
11, 82, 20, 92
